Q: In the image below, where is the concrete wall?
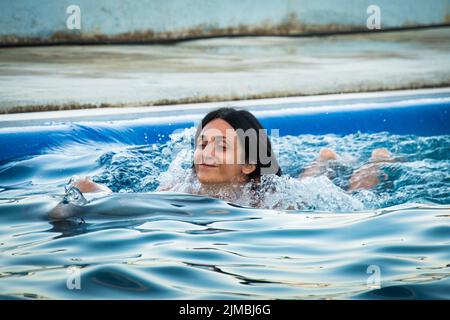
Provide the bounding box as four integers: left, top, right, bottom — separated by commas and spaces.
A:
1, 0, 449, 45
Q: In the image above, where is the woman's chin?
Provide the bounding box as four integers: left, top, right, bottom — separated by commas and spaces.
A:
197, 174, 225, 185
198, 177, 221, 185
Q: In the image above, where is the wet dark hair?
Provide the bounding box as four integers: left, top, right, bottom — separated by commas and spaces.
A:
193, 107, 282, 179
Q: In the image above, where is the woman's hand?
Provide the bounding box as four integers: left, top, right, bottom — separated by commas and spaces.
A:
49, 176, 112, 220
72, 176, 112, 193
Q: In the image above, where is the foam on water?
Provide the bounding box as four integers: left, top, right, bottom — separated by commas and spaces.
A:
89, 128, 450, 211
0, 127, 449, 299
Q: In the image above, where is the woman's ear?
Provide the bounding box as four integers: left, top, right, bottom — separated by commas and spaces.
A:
241, 164, 256, 175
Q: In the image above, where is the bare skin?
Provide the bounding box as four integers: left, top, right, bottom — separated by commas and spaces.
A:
65, 117, 392, 203
298, 148, 338, 180
299, 147, 392, 191
69, 119, 257, 194
348, 148, 392, 191
72, 176, 112, 193
192, 119, 256, 185
72, 147, 392, 195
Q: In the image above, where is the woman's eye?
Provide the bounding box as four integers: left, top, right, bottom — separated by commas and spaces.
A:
216, 143, 226, 151
196, 141, 206, 149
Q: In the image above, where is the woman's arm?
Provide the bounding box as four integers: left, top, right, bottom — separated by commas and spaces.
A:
72, 177, 112, 193
48, 177, 111, 219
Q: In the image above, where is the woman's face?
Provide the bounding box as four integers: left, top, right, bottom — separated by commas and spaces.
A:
194, 119, 255, 184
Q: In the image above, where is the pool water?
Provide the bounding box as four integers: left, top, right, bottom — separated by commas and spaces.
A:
0, 127, 449, 299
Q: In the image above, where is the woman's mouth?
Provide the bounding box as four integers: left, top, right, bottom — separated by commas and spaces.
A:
199, 164, 219, 169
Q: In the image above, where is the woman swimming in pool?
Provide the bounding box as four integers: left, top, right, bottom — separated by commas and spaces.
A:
69, 107, 392, 206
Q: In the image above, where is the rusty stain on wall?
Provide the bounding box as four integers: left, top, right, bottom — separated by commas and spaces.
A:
1, 15, 449, 47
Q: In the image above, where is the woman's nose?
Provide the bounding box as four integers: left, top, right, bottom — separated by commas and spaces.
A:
203, 142, 216, 158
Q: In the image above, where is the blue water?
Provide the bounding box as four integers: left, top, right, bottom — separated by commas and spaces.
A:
0, 129, 449, 299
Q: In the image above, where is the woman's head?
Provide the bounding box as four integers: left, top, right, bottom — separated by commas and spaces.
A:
193, 107, 281, 184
